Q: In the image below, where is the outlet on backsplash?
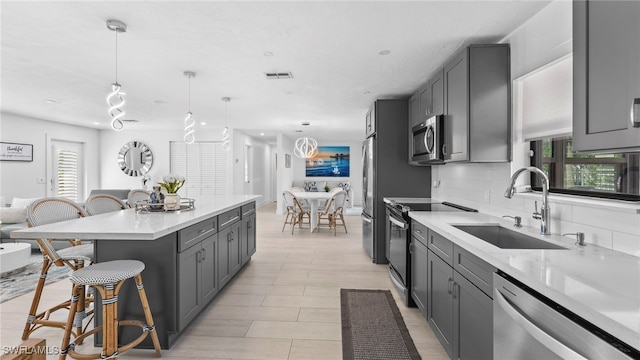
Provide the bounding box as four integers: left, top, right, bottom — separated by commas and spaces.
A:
433, 179, 441, 189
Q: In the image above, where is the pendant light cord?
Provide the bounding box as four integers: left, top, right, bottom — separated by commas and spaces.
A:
114, 30, 118, 83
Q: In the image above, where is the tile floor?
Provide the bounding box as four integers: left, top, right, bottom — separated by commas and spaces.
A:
0, 202, 448, 359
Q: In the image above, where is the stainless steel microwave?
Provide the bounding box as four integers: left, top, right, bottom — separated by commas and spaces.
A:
411, 115, 444, 164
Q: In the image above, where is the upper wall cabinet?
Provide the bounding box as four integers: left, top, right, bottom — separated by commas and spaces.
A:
444, 44, 511, 162
427, 70, 444, 118
573, 1, 640, 152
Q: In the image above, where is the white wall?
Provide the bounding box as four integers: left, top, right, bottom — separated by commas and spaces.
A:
0, 112, 100, 202
431, 0, 640, 257
275, 134, 295, 214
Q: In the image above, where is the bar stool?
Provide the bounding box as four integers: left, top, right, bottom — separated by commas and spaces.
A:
59, 260, 161, 360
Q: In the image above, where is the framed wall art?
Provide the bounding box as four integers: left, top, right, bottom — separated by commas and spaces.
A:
0, 142, 33, 162
305, 146, 349, 177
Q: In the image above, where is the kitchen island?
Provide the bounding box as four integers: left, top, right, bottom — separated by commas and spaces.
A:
12, 195, 260, 349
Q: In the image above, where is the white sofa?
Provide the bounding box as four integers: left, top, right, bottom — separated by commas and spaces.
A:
291, 180, 353, 208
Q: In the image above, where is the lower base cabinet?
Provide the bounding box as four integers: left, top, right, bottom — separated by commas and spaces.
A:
241, 204, 256, 266
428, 248, 493, 360
411, 237, 429, 316
218, 220, 242, 289
178, 234, 218, 330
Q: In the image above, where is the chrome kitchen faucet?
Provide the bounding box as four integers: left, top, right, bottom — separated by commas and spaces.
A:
504, 166, 551, 235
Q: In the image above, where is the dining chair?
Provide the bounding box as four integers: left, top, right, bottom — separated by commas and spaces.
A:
85, 193, 128, 216
289, 187, 311, 209
282, 190, 311, 234
316, 189, 348, 236
127, 189, 150, 207
22, 197, 94, 342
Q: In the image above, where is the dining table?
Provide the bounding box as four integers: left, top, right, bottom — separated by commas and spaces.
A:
293, 191, 334, 232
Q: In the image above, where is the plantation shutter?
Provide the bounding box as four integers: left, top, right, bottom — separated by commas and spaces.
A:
52, 141, 83, 202
170, 141, 230, 198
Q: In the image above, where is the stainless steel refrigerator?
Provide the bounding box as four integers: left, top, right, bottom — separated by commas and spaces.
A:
362, 99, 431, 264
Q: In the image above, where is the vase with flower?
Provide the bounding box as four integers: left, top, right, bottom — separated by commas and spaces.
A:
158, 174, 185, 210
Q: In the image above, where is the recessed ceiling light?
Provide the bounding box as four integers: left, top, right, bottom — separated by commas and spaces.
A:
200, 122, 207, 126
301, 122, 310, 126
363, 91, 371, 94
295, 130, 303, 133
378, 50, 391, 55
93, 122, 100, 125
263, 51, 274, 57
260, 133, 265, 136
44, 99, 58, 104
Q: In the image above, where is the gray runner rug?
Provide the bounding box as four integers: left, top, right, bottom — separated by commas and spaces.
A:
341, 289, 421, 360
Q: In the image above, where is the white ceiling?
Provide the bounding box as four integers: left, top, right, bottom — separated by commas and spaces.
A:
1, 1, 549, 145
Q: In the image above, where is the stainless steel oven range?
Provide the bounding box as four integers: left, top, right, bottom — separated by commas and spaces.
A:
385, 200, 477, 306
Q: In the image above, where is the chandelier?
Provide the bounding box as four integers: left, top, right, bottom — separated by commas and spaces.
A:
183, 71, 196, 144
222, 97, 231, 151
294, 137, 318, 158
106, 19, 127, 131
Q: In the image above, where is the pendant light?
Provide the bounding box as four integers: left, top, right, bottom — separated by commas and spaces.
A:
294, 137, 318, 158
222, 97, 231, 151
183, 71, 196, 144
106, 19, 127, 131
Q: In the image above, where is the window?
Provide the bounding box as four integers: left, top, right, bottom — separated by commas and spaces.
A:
50, 140, 84, 202
530, 137, 640, 200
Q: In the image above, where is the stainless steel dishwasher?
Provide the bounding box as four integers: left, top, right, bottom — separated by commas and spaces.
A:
493, 272, 639, 360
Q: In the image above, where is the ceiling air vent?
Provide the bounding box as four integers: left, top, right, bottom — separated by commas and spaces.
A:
265, 72, 293, 80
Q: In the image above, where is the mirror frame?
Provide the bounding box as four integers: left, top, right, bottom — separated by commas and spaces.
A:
117, 141, 153, 177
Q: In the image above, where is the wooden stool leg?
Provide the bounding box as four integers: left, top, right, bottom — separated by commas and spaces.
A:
102, 283, 119, 360
59, 285, 81, 360
135, 274, 162, 357
22, 258, 52, 340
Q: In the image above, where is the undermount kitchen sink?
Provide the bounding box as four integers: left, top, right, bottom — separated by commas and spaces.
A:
453, 225, 568, 250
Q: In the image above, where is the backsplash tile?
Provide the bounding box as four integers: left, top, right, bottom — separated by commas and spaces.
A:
432, 163, 640, 257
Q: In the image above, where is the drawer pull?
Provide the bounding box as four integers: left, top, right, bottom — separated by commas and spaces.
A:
197, 229, 206, 234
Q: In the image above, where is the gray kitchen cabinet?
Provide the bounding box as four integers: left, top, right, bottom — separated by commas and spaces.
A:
241, 203, 257, 266
419, 86, 431, 124
443, 44, 511, 162
428, 248, 455, 358
411, 236, 429, 317
409, 89, 422, 128
427, 227, 495, 360
177, 234, 217, 331
427, 69, 444, 117
453, 270, 493, 360
573, 0, 640, 152
365, 104, 376, 138
219, 206, 242, 289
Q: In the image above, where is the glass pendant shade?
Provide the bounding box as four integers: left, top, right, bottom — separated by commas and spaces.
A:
183, 71, 196, 144
294, 137, 318, 158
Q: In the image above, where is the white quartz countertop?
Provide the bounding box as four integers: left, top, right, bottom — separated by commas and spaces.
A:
11, 195, 261, 241
408, 210, 640, 351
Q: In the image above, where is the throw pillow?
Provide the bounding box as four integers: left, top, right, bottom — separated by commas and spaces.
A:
0, 207, 27, 224
10, 197, 40, 209
304, 181, 318, 192
338, 182, 351, 192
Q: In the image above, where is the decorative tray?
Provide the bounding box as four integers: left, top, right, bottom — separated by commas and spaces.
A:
134, 198, 195, 213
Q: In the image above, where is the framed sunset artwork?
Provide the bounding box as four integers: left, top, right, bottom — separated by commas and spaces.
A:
305, 146, 350, 177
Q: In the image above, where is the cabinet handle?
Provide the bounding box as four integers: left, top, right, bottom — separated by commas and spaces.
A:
631, 98, 640, 128
442, 144, 448, 156
409, 242, 413, 255
416, 229, 422, 234
447, 278, 453, 294
452, 281, 457, 299
202, 248, 206, 261
197, 229, 206, 234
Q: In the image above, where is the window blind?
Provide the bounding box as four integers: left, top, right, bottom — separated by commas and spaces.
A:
170, 141, 230, 198
519, 55, 573, 142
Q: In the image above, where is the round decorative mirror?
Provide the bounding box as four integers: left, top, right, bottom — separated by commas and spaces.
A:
117, 141, 153, 176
